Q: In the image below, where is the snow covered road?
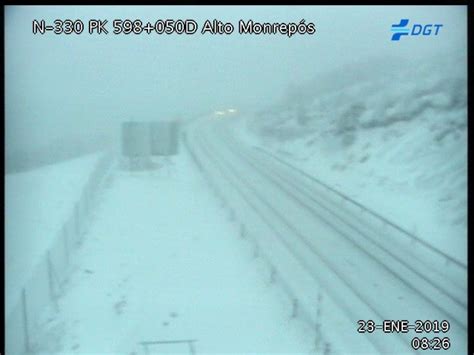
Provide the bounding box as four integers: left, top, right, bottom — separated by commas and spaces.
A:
185, 119, 468, 355
24, 118, 467, 355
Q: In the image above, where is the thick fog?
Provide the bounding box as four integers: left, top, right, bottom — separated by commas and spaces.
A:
5, 5, 465, 172
5, 6, 468, 354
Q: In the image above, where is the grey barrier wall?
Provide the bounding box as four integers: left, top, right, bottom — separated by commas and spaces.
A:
121, 121, 151, 157
122, 120, 179, 171
168, 121, 180, 155
149, 121, 169, 156
122, 120, 180, 157
6, 152, 115, 355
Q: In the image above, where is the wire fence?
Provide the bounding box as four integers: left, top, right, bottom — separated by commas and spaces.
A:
5, 152, 115, 355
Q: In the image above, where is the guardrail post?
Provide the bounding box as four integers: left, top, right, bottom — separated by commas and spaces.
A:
291, 299, 298, 318
253, 244, 259, 258
22, 288, 31, 353
188, 340, 196, 355
314, 324, 322, 351
316, 291, 323, 318
323, 342, 331, 354
270, 266, 277, 284
314, 291, 323, 349
240, 224, 246, 238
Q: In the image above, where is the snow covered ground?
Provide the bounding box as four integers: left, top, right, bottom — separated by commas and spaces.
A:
6, 51, 466, 355
233, 52, 467, 266
29, 151, 315, 354
5, 152, 105, 317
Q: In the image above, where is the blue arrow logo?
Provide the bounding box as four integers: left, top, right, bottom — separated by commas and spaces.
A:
391, 19, 410, 41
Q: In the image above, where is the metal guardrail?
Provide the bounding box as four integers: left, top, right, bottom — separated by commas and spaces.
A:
254, 146, 467, 271
180, 127, 467, 353
190, 131, 386, 354
139, 339, 197, 354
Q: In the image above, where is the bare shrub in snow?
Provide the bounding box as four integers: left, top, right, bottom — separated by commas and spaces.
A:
335, 102, 365, 146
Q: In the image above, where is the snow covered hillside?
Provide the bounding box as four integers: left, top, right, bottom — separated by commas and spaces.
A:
237, 52, 467, 263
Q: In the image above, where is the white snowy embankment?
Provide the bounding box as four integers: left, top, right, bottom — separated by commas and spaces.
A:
31, 152, 315, 354
235, 53, 467, 264
6, 152, 105, 316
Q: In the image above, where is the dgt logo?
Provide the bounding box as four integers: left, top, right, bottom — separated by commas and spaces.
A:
391, 19, 443, 41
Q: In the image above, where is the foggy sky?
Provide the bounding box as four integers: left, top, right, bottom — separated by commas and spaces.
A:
5, 5, 467, 155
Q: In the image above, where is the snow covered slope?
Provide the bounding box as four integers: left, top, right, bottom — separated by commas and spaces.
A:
236, 52, 467, 264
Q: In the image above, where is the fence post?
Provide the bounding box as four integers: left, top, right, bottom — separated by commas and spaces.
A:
22, 288, 31, 353
270, 266, 277, 284
80, 195, 86, 227
83, 185, 89, 219
47, 251, 59, 312
314, 291, 323, 350
89, 178, 94, 204
75, 203, 81, 244
188, 340, 196, 355
64, 224, 69, 265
